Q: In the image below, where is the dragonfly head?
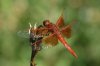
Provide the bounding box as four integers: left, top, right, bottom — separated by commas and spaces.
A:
43, 20, 51, 27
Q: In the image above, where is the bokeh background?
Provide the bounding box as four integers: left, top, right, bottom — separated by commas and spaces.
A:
0, 0, 100, 66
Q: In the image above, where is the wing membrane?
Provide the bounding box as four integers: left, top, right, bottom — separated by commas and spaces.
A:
56, 14, 65, 28
61, 20, 76, 38
35, 27, 49, 36
61, 25, 71, 38
43, 34, 58, 46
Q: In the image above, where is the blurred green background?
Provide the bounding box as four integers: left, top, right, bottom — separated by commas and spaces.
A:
0, 0, 100, 66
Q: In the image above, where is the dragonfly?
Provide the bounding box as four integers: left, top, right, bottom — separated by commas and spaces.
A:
18, 13, 78, 66
38, 14, 78, 58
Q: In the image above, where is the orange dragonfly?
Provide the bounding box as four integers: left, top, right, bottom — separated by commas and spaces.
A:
37, 14, 78, 58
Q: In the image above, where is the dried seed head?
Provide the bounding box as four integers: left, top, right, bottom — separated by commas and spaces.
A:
34, 23, 37, 30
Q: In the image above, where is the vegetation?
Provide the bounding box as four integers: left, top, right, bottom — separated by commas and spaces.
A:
0, 0, 100, 66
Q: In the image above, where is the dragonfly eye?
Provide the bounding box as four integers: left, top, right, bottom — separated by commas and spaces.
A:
43, 20, 50, 26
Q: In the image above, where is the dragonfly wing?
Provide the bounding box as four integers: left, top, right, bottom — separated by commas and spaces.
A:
61, 20, 76, 38
43, 33, 58, 46
56, 14, 65, 28
61, 25, 71, 38
36, 27, 49, 36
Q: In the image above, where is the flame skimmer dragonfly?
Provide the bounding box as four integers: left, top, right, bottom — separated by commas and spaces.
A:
25, 13, 78, 66
34, 14, 78, 58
